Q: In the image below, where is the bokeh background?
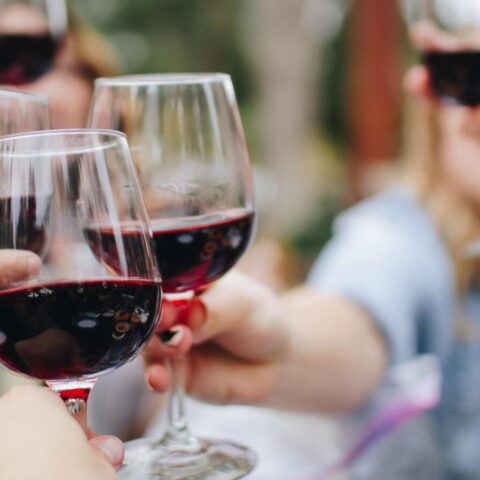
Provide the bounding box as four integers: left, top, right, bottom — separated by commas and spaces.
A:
71, 0, 411, 284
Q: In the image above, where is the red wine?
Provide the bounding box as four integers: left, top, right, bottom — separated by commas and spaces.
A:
0, 279, 161, 380
423, 51, 480, 106
0, 195, 51, 255
84, 224, 156, 278
152, 211, 255, 293
0, 34, 59, 85
84, 210, 255, 293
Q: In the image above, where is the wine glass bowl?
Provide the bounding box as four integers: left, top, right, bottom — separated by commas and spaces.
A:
403, 0, 480, 106
0, 0, 67, 85
0, 129, 161, 392
0, 88, 49, 134
90, 74, 257, 479
90, 74, 256, 297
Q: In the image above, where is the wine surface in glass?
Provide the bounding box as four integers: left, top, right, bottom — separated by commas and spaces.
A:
423, 51, 480, 106
0, 278, 161, 380
152, 209, 254, 293
85, 208, 255, 294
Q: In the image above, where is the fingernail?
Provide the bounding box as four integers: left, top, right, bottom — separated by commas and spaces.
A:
160, 326, 183, 347
97, 436, 124, 469
145, 371, 155, 391
187, 301, 207, 330
26, 255, 41, 279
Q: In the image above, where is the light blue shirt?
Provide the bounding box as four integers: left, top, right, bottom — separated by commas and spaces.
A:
308, 187, 480, 479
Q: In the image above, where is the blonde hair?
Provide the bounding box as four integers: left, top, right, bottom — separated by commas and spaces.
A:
405, 101, 480, 291
67, 9, 119, 81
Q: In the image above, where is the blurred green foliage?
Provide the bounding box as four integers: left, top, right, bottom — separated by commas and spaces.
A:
72, 0, 351, 155
72, 0, 262, 160
318, 13, 350, 154
72, 0, 254, 105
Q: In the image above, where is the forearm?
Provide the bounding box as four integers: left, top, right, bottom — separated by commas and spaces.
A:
166, 273, 388, 414
264, 288, 388, 413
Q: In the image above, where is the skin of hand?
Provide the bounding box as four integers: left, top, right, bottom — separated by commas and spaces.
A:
0, 250, 41, 286
144, 271, 387, 414
0, 385, 121, 480
0, 250, 124, 476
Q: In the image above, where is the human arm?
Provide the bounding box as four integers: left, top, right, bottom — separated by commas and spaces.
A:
145, 272, 387, 414
144, 193, 447, 414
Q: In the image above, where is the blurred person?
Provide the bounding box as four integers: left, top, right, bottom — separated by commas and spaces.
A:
141, 25, 480, 480
0, 0, 117, 128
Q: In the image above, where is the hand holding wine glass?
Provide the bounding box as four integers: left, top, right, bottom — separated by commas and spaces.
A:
144, 271, 289, 406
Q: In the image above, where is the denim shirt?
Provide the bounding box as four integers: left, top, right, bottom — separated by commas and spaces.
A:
309, 187, 480, 479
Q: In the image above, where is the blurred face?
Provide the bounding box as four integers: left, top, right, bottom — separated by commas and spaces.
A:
438, 107, 480, 206
0, 2, 92, 129
408, 22, 480, 207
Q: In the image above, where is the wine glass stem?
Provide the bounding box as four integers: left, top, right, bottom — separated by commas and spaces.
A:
165, 355, 190, 442
47, 379, 96, 434
161, 292, 202, 450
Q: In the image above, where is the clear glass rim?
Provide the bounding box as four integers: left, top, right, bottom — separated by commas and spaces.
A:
0, 129, 128, 157
95, 73, 231, 87
0, 87, 49, 105
0, 128, 126, 142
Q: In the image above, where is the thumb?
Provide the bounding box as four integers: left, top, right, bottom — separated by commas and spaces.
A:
88, 435, 125, 471
0, 250, 40, 287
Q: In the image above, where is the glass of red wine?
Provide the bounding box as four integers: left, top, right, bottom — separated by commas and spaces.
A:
403, 0, 480, 106
0, 129, 162, 432
90, 74, 256, 479
0, 87, 50, 134
0, 0, 67, 85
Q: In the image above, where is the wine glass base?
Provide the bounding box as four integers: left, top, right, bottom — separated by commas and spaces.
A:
119, 436, 257, 480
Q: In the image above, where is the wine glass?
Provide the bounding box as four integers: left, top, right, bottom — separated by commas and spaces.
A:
402, 0, 480, 106
0, 87, 49, 395
0, 129, 162, 432
0, 87, 50, 134
0, 0, 68, 85
90, 74, 257, 479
